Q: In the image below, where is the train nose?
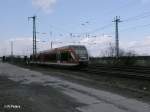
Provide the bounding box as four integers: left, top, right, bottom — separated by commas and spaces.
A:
79, 57, 89, 66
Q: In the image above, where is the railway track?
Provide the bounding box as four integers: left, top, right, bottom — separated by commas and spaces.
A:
12, 62, 150, 80
78, 65, 150, 80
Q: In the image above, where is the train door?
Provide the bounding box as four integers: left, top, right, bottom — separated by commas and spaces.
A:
56, 50, 61, 63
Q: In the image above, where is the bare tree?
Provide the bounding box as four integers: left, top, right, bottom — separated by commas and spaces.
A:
104, 42, 136, 57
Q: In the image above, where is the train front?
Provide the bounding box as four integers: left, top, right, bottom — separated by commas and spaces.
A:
71, 45, 89, 65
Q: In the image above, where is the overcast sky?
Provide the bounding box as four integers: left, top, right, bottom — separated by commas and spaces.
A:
0, 0, 150, 56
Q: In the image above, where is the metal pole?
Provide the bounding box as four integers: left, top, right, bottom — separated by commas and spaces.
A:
34, 16, 37, 56
11, 41, 13, 56
50, 32, 53, 49
11, 41, 13, 63
113, 16, 121, 58
28, 16, 37, 61
51, 41, 53, 49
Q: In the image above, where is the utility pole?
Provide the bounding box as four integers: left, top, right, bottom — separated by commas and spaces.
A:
113, 16, 121, 58
50, 32, 53, 49
10, 41, 13, 63
28, 15, 37, 61
51, 41, 53, 49
11, 41, 13, 56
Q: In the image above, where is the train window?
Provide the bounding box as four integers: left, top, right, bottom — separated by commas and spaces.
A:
61, 52, 69, 61
72, 46, 87, 55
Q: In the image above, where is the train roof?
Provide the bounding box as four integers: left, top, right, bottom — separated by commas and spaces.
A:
37, 45, 87, 55
59, 45, 86, 49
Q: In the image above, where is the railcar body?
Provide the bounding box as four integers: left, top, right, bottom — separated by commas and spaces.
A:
30, 45, 89, 66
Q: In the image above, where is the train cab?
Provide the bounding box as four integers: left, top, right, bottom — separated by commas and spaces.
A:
68, 45, 89, 65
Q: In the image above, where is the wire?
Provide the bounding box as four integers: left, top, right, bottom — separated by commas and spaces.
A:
102, 0, 138, 16
120, 23, 150, 32
76, 1, 138, 35
87, 23, 113, 34
49, 24, 70, 34
124, 11, 150, 23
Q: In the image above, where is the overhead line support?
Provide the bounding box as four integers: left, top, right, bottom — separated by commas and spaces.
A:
28, 16, 37, 61
113, 16, 122, 58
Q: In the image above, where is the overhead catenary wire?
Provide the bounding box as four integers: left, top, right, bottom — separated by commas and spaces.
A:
68, 23, 114, 40
100, 0, 138, 17
47, 10, 150, 39
35, 9, 150, 50
48, 22, 114, 39
87, 23, 113, 34
34, 0, 149, 36
87, 8, 150, 37
123, 11, 150, 23
120, 23, 150, 32
68, 0, 136, 35
49, 24, 71, 34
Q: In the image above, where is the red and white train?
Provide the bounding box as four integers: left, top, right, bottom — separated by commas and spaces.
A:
30, 45, 89, 66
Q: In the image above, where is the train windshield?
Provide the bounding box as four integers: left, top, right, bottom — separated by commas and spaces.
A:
72, 46, 88, 58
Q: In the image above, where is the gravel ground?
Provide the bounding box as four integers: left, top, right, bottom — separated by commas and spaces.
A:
20, 64, 150, 104
0, 63, 150, 112
0, 76, 82, 112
